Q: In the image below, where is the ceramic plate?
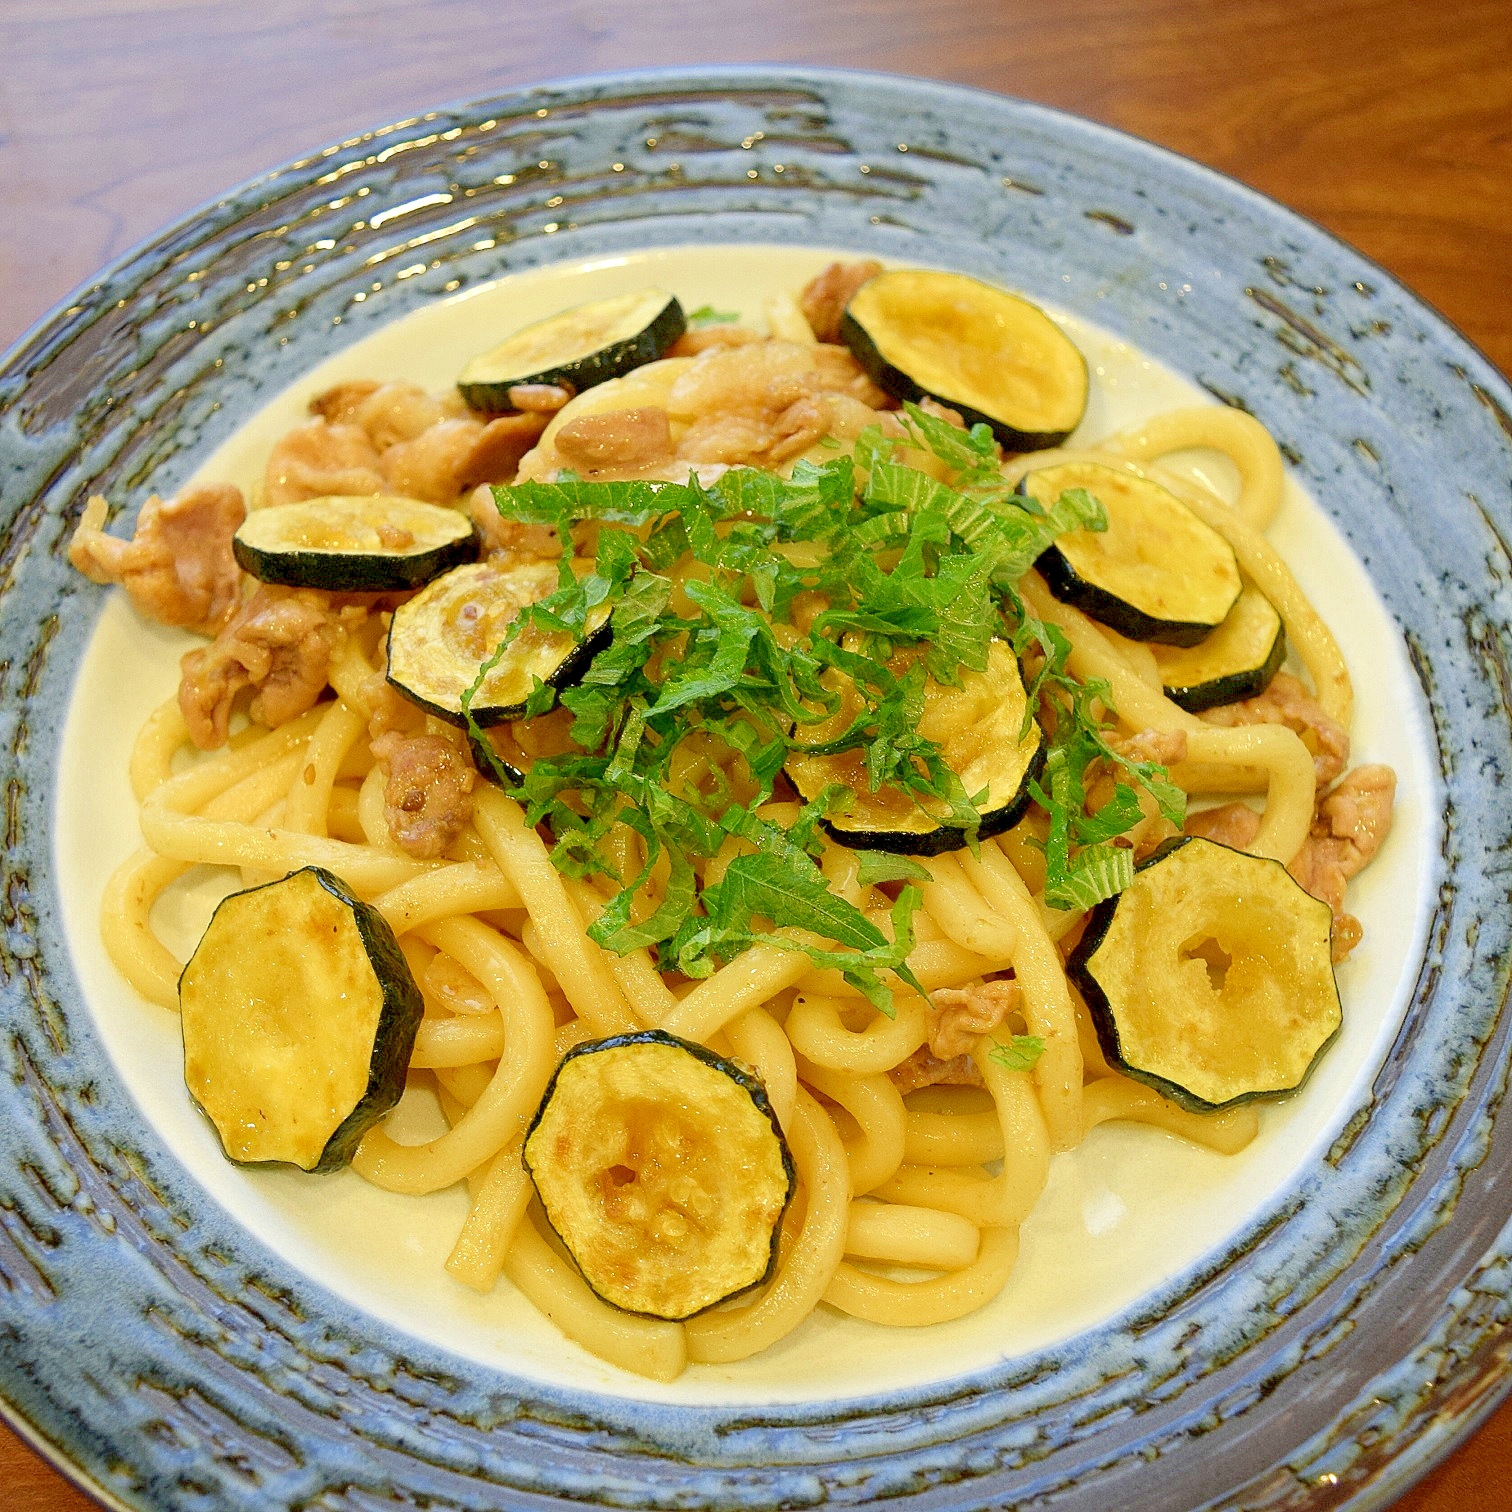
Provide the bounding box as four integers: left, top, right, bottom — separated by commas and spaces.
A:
2, 67, 1511, 1510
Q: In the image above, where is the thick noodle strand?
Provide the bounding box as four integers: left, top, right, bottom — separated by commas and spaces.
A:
353, 915, 555, 1194
684, 1091, 850, 1364
1096, 406, 1285, 531
502, 1211, 687, 1381
472, 788, 638, 1036
823, 1228, 1019, 1326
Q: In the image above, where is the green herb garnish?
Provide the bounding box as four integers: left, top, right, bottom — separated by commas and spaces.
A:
463, 405, 1180, 1008
686, 304, 740, 326
1017, 617, 1185, 912
990, 1034, 1046, 1072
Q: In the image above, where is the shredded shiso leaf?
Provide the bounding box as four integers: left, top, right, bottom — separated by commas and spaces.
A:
464, 405, 1184, 1011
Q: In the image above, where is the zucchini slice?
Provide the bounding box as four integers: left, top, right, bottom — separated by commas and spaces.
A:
1067, 836, 1341, 1112
232, 495, 477, 592
387, 559, 610, 726
839, 269, 1088, 451
1026, 461, 1242, 646
785, 640, 1044, 855
523, 1031, 796, 1320
178, 867, 423, 1172
1152, 584, 1286, 712
458, 289, 686, 413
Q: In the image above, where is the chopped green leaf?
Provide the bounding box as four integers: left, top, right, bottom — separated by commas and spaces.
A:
989, 1035, 1046, 1073
701, 854, 890, 952
473, 428, 1179, 1005
901, 401, 997, 467
855, 851, 933, 887
1043, 844, 1133, 912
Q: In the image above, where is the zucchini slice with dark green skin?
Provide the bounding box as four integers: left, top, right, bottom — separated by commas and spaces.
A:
233, 495, 478, 592
1026, 461, 1242, 646
523, 1030, 796, 1320
785, 639, 1044, 855
1067, 836, 1341, 1112
457, 289, 686, 413
178, 866, 423, 1172
1152, 584, 1286, 712
387, 559, 610, 726
839, 269, 1088, 451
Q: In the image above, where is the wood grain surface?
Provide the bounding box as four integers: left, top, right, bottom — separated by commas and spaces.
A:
1, 1, 1509, 1508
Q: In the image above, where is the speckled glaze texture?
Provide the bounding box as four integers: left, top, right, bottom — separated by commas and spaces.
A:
2, 67, 1511, 1511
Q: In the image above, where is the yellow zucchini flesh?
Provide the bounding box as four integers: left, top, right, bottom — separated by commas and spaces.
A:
1151, 583, 1286, 712
178, 867, 423, 1172
1025, 460, 1242, 645
840, 269, 1088, 450
386, 558, 610, 726
523, 1031, 795, 1320
457, 289, 686, 413
785, 639, 1043, 855
1068, 837, 1341, 1111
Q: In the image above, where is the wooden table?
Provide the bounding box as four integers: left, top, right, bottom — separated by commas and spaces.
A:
2, 1, 1508, 1506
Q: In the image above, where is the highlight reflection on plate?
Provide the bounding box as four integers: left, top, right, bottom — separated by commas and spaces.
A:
3, 67, 1510, 1511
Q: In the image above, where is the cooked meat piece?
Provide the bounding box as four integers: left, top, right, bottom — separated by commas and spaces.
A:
364, 670, 427, 740
554, 407, 674, 473
69, 483, 246, 634
1186, 765, 1395, 962
308, 380, 381, 426
799, 260, 883, 343
928, 978, 1020, 1060
666, 325, 763, 357
1201, 671, 1349, 786
672, 339, 818, 420
458, 413, 553, 489
1183, 802, 1263, 850
371, 729, 476, 859
765, 396, 831, 464
264, 418, 386, 505
1288, 765, 1396, 957
465, 486, 560, 564
354, 382, 448, 450
178, 586, 350, 749
825, 393, 892, 442
811, 343, 894, 408
505, 383, 574, 413
671, 341, 830, 467
673, 412, 775, 465
889, 1045, 985, 1095
379, 417, 488, 503
1317, 762, 1395, 858
1111, 728, 1189, 767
